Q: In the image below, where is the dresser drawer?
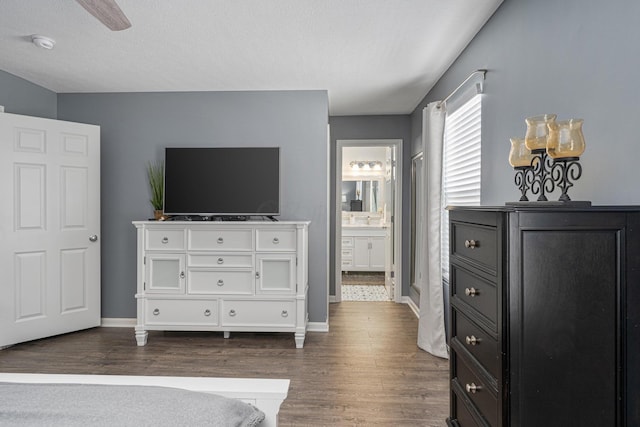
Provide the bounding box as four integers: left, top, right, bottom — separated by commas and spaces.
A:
453, 309, 499, 379
451, 389, 482, 427
455, 355, 497, 427
145, 299, 217, 325
452, 222, 498, 273
452, 266, 497, 327
145, 229, 186, 251
341, 237, 354, 248
256, 229, 296, 252
188, 229, 253, 251
187, 270, 253, 294
221, 300, 295, 327
188, 253, 253, 268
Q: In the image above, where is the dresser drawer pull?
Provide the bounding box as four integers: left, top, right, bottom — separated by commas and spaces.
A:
465, 383, 481, 394
153, 308, 160, 316
273, 237, 280, 244
229, 309, 237, 317
465, 335, 480, 346
162, 237, 169, 244
217, 237, 224, 244
464, 239, 478, 249
204, 309, 211, 317
464, 287, 478, 297
217, 279, 224, 286
281, 310, 288, 317
217, 257, 224, 264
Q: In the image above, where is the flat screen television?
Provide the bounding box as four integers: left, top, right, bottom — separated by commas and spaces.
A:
163, 147, 280, 217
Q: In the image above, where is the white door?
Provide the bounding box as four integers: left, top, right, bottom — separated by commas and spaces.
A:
255, 254, 296, 295
353, 237, 370, 269
145, 254, 185, 294
369, 237, 386, 270
0, 112, 101, 348
384, 146, 396, 298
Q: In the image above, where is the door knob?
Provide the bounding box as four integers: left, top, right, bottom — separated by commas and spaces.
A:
464, 239, 477, 249
465, 383, 481, 394
89, 235, 98, 242
465, 335, 480, 346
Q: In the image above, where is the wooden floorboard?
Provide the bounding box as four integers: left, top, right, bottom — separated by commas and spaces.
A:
0, 302, 449, 426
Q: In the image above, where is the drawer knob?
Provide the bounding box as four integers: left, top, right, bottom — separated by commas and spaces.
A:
465, 287, 478, 297
217, 237, 224, 244
217, 279, 224, 286
229, 309, 237, 317
153, 308, 160, 316
464, 239, 478, 249
162, 237, 169, 244
180, 271, 185, 279
465, 335, 480, 346
281, 310, 288, 317
255, 272, 260, 279
273, 237, 280, 244
465, 383, 481, 394
204, 309, 211, 317
217, 257, 224, 264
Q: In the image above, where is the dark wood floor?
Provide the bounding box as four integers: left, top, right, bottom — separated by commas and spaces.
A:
0, 302, 449, 426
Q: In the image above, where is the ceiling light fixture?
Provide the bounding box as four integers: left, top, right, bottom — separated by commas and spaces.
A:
31, 35, 56, 50
349, 161, 383, 171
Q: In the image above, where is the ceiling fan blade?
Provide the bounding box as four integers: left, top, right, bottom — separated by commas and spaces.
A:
75, 0, 131, 31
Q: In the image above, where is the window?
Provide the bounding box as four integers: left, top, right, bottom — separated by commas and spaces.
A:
441, 94, 482, 281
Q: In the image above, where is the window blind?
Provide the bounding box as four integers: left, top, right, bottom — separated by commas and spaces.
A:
441, 94, 482, 280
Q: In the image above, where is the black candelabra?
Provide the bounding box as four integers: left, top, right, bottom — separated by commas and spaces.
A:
513, 150, 583, 203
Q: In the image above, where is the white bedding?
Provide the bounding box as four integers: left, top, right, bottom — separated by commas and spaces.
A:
0, 374, 289, 427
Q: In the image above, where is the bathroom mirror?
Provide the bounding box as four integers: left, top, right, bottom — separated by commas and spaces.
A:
342, 180, 381, 212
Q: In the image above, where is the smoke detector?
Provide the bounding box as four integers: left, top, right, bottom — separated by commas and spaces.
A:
31, 35, 56, 50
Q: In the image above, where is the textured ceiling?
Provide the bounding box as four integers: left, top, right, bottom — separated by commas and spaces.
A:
0, 0, 502, 115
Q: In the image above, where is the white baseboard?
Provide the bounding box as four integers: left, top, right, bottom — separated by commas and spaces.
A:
307, 321, 329, 332
402, 297, 419, 318
101, 318, 136, 327
329, 295, 337, 303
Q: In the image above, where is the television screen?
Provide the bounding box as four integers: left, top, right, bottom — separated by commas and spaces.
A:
163, 147, 280, 217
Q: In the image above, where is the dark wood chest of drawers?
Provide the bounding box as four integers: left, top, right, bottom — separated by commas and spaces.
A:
446, 206, 640, 427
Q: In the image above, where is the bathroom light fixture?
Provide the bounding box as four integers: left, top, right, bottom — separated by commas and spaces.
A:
349, 161, 382, 171
31, 35, 56, 50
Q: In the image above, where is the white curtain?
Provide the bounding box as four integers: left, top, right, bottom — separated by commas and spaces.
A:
417, 102, 448, 359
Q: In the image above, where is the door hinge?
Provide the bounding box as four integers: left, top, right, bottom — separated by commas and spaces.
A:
143, 281, 146, 290
144, 256, 146, 265
390, 271, 395, 278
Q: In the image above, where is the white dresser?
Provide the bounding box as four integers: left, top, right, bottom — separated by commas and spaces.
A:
132, 221, 310, 348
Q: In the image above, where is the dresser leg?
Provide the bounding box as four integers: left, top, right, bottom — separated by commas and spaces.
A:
224, 331, 230, 339
135, 330, 148, 346
294, 332, 305, 349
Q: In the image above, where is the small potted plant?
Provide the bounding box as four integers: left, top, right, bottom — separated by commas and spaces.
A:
147, 160, 164, 220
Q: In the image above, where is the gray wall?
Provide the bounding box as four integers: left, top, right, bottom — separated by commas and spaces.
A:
57, 91, 329, 322
0, 70, 57, 119
328, 115, 412, 297
412, 0, 640, 205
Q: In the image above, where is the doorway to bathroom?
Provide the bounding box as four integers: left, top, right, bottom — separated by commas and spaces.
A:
335, 139, 402, 302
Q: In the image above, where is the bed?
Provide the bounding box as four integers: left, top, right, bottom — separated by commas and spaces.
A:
0, 373, 289, 427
